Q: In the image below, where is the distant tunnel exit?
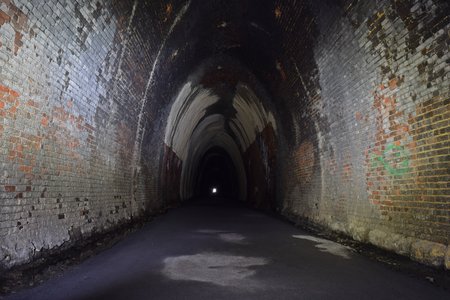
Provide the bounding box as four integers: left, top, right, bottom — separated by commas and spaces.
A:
194, 147, 239, 200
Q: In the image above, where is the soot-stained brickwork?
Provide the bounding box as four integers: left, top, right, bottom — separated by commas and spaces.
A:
0, 0, 449, 270
0, 0, 171, 268
279, 0, 449, 268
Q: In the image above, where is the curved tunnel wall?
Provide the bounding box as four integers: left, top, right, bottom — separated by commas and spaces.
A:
179, 114, 246, 201
162, 63, 278, 205
0, 0, 449, 270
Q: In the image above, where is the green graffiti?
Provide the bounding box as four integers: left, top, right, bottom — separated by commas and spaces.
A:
371, 143, 410, 176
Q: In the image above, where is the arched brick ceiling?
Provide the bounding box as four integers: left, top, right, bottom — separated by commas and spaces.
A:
1, 0, 449, 271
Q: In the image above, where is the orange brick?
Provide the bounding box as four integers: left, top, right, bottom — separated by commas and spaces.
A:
0, 84, 10, 93
4, 185, 15, 192
388, 78, 398, 90
26, 100, 38, 108
0, 10, 10, 25
19, 165, 32, 173
41, 116, 49, 127
9, 89, 19, 98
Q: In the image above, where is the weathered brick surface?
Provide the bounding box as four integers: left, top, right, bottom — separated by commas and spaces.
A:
277, 0, 449, 267
0, 0, 448, 270
0, 0, 169, 268
244, 124, 277, 210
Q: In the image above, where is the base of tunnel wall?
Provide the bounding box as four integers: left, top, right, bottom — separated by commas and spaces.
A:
0, 206, 168, 273
281, 210, 450, 270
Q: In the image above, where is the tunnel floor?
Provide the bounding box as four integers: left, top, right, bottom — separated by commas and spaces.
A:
3, 200, 450, 300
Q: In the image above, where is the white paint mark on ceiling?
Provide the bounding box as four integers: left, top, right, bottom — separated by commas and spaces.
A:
165, 81, 277, 201
164, 82, 220, 160
231, 83, 277, 151
165, 81, 277, 160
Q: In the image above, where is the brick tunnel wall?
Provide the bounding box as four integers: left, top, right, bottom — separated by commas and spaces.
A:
277, 0, 449, 268
0, 0, 173, 268
0, 0, 449, 270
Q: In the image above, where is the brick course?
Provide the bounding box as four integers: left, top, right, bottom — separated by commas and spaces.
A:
0, 0, 165, 268
278, 0, 449, 267
0, 0, 448, 270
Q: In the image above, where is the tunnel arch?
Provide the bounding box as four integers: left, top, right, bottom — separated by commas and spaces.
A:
0, 0, 448, 272
161, 56, 279, 207
180, 114, 246, 201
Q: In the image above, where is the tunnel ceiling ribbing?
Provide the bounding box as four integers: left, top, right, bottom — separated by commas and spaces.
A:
164, 82, 221, 161
181, 114, 246, 201
163, 68, 277, 200
1, 0, 449, 271
164, 81, 277, 159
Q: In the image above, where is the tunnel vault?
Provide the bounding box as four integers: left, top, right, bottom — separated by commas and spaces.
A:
0, 0, 449, 271
162, 59, 278, 208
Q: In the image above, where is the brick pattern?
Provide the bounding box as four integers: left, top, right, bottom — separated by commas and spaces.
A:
0, 0, 448, 270
277, 0, 449, 261
244, 124, 277, 210
0, 0, 169, 268
161, 145, 182, 207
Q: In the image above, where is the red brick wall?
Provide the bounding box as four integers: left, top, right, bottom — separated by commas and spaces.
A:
0, 0, 171, 269
277, 0, 449, 267
1, 0, 448, 270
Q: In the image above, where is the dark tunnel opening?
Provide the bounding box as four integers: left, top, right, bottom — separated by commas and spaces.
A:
193, 147, 240, 202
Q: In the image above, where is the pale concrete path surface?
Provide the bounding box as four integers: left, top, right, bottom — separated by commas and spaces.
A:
3, 202, 450, 300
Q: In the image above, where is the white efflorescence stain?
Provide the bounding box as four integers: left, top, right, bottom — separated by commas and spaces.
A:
292, 235, 353, 259
164, 82, 220, 160
230, 83, 277, 152
162, 252, 268, 289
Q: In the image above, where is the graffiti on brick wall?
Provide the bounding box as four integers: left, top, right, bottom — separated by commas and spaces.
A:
365, 80, 417, 211
366, 85, 414, 177
370, 142, 410, 176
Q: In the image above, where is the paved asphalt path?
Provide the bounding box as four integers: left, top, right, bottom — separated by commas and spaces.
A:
3, 201, 450, 300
